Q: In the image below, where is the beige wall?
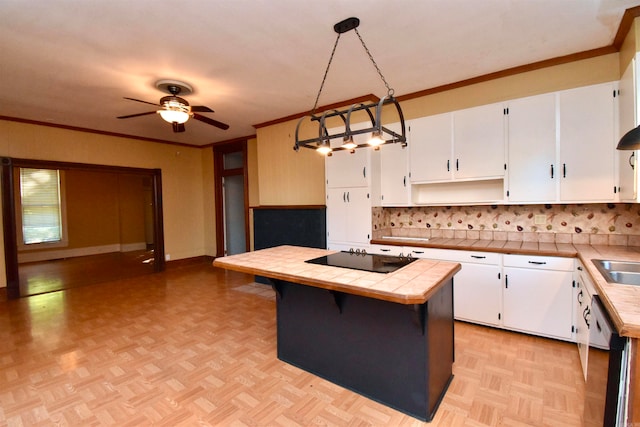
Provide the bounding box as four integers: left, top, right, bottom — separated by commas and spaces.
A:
0, 121, 212, 287
255, 120, 326, 206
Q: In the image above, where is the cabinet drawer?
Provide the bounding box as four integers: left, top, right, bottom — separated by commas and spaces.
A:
369, 244, 403, 256
433, 250, 501, 265
504, 254, 574, 271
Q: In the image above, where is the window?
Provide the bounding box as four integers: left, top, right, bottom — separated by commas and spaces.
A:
18, 168, 67, 246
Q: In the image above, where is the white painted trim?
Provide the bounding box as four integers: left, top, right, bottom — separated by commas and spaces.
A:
17, 243, 133, 264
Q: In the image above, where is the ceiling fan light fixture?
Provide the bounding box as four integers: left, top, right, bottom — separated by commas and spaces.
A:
157, 98, 191, 124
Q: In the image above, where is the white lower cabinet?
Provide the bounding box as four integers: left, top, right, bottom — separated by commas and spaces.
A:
503, 255, 574, 341
372, 246, 577, 341
575, 261, 596, 380
410, 249, 503, 327
452, 254, 502, 327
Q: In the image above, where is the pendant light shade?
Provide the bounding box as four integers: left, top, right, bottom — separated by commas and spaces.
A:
617, 125, 640, 150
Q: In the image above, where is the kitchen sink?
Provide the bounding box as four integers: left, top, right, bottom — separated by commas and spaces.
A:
592, 259, 640, 286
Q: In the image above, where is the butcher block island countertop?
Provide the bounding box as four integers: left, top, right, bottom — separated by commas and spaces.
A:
212, 245, 461, 305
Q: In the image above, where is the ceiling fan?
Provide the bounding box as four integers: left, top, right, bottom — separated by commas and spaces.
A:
117, 79, 229, 132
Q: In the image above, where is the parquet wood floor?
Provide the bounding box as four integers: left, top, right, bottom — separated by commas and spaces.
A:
0, 263, 585, 426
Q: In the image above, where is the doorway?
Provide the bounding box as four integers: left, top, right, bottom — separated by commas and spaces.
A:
213, 141, 249, 257
1, 158, 165, 299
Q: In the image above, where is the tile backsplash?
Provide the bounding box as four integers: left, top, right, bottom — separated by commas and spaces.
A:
373, 204, 640, 246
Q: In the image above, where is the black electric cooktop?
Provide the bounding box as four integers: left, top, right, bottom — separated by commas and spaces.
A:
305, 251, 416, 274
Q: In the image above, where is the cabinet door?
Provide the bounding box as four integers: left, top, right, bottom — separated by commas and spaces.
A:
618, 59, 637, 201
409, 113, 453, 182
453, 102, 506, 180
559, 82, 616, 201
503, 267, 573, 340
345, 187, 372, 245
380, 142, 409, 205
454, 262, 502, 327
326, 188, 348, 243
507, 93, 558, 202
325, 146, 370, 188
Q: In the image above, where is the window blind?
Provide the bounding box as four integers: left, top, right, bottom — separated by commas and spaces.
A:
19, 168, 62, 244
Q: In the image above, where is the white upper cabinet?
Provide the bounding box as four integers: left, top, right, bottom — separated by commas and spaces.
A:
453, 102, 507, 180
558, 82, 617, 202
325, 148, 371, 188
618, 58, 637, 202
409, 103, 506, 183
409, 112, 453, 182
380, 122, 410, 205
507, 93, 558, 203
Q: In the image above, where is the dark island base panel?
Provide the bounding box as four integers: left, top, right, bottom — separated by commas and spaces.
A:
272, 278, 455, 421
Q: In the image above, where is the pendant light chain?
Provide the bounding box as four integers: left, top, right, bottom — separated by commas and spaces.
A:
354, 28, 394, 97
311, 33, 342, 115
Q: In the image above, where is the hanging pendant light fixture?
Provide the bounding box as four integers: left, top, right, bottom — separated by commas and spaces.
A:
294, 17, 407, 155
617, 125, 640, 150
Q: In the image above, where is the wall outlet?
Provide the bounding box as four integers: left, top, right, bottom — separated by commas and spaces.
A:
165, 254, 171, 261
534, 215, 546, 225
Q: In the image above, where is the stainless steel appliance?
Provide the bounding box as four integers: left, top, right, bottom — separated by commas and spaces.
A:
583, 296, 629, 426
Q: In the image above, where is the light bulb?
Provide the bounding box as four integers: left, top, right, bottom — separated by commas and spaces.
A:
342, 135, 357, 150
368, 130, 384, 147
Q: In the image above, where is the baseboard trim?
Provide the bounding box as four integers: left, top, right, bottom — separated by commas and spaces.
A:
18, 242, 148, 264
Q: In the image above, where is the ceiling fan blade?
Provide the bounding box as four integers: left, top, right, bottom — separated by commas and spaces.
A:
123, 97, 160, 107
193, 113, 229, 130
172, 122, 186, 133
117, 111, 157, 119
191, 105, 214, 113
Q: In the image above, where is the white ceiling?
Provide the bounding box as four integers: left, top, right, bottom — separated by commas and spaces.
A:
1, 0, 639, 147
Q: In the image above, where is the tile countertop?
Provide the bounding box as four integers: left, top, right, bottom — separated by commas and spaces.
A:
212, 245, 461, 305
372, 237, 640, 339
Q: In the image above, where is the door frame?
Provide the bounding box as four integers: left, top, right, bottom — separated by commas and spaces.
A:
213, 140, 249, 257
1, 157, 165, 299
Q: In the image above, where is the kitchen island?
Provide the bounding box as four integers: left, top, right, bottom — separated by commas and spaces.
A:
213, 245, 461, 421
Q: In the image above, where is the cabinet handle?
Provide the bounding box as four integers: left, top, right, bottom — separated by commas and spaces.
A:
343, 192, 346, 202
583, 306, 590, 328
563, 163, 566, 178
528, 261, 546, 265
505, 275, 508, 289
550, 164, 554, 179
403, 176, 406, 187
456, 159, 459, 171
577, 289, 583, 305
380, 248, 391, 252
347, 192, 350, 203
577, 266, 583, 271
362, 167, 366, 178
413, 250, 424, 254
470, 255, 486, 259
630, 152, 635, 170
447, 159, 450, 172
